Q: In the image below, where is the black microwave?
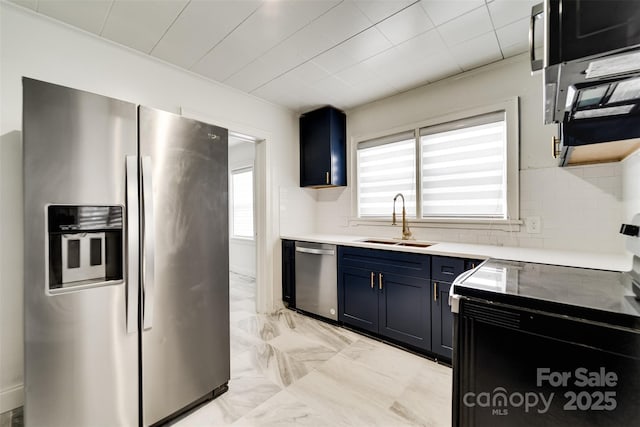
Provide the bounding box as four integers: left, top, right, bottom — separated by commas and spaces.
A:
531, 1, 640, 166
531, 0, 640, 72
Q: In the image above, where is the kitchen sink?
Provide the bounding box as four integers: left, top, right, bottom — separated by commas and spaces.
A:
359, 239, 399, 245
395, 241, 433, 248
359, 238, 433, 248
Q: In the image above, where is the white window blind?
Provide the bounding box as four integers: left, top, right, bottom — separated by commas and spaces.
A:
420, 112, 506, 218
357, 132, 416, 217
231, 168, 254, 238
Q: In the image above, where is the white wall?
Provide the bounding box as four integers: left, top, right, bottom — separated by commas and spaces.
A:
0, 2, 313, 411
622, 150, 640, 223
315, 54, 627, 254
229, 142, 256, 277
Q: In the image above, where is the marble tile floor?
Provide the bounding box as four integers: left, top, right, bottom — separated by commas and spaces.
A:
176, 272, 452, 427
0, 272, 452, 426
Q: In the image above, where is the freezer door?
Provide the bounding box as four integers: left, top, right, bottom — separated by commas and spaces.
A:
23, 78, 139, 426
139, 106, 230, 425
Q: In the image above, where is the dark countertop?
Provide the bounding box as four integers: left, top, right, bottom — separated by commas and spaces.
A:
453, 259, 640, 330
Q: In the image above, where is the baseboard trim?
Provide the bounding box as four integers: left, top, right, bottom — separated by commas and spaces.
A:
0, 384, 23, 413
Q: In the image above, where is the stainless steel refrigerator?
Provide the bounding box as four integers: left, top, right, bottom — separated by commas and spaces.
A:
23, 78, 230, 426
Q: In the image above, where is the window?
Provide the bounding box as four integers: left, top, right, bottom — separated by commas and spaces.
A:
231, 168, 254, 239
355, 100, 518, 224
420, 112, 506, 218
357, 132, 416, 217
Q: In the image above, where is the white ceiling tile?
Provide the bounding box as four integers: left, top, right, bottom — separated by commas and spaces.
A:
37, 0, 112, 34
227, 1, 372, 92
335, 61, 401, 103
284, 61, 331, 84
192, 0, 339, 81
342, 87, 391, 108
313, 27, 392, 74
312, 48, 354, 75
437, 6, 493, 46
335, 62, 381, 87
252, 74, 306, 109
488, 0, 537, 29
246, 0, 340, 47
365, 40, 459, 93
340, 27, 394, 61
420, 0, 484, 26
449, 31, 503, 71
21, 0, 523, 111
317, 0, 373, 45
501, 41, 529, 58
102, 0, 188, 53
396, 28, 448, 58
281, 18, 335, 59
225, 56, 284, 93
419, 52, 462, 82
496, 17, 530, 58
228, 28, 332, 92
382, 59, 432, 91
361, 45, 412, 76
376, 2, 434, 45
151, 0, 261, 69
192, 33, 265, 82
353, 0, 415, 23
325, 81, 390, 109
310, 75, 353, 99
10, 0, 37, 10
292, 83, 344, 111
230, 29, 331, 90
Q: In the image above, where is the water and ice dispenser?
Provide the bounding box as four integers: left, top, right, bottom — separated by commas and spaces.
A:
47, 205, 124, 292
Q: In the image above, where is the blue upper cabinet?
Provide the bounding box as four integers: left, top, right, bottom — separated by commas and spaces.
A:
299, 106, 347, 188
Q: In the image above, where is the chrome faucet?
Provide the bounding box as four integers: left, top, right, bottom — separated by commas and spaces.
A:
392, 193, 413, 240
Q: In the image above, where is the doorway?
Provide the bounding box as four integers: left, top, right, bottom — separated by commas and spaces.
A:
228, 133, 257, 316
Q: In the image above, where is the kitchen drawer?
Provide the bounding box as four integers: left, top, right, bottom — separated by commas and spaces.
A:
432, 256, 465, 283
339, 246, 429, 279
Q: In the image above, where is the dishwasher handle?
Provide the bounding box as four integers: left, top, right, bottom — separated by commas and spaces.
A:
295, 246, 335, 256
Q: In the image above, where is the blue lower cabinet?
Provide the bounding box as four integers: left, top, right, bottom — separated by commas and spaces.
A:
340, 266, 378, 333
378, 272, 430, 350
281, 239, 296, 308
431, 280, 453, 359
338, 247, 479, 358
430, 256, 483, 360
338, 246, 431, 351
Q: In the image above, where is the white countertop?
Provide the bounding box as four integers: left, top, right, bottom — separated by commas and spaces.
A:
281, 233, 633, 272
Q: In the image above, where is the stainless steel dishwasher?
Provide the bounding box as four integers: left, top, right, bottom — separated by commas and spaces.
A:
294, 241, 338, 321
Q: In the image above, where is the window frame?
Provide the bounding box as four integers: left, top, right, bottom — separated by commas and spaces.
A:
350, 98, 520, 230
356, 130, 418, 218
230, 166, 255, 240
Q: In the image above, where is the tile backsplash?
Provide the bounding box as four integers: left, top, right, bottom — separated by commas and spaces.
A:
310, 164, 627, 254
518, 165, 623, 253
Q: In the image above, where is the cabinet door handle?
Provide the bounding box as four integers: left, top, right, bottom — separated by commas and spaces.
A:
379, 273, 383, 290
370, 271, 374, 289
433, 282, 438, 302
325, 171, 330, 184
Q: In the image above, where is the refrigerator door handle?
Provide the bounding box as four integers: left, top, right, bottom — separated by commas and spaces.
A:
141, 155, 155, 330
126, 156, 139, 334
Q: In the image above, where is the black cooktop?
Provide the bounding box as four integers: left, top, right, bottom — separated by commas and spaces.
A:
453, 259, 640, 330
